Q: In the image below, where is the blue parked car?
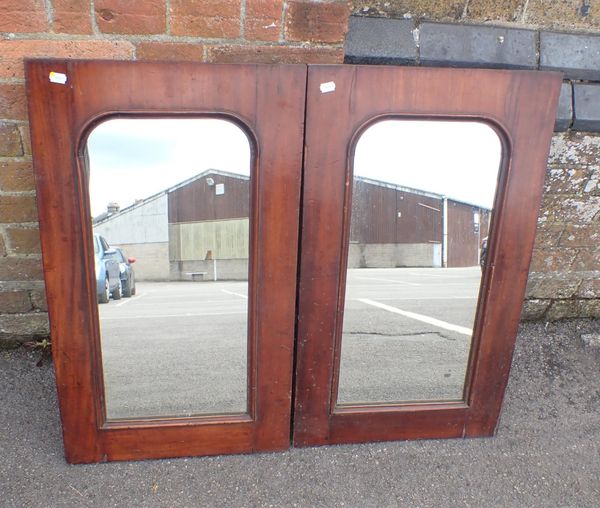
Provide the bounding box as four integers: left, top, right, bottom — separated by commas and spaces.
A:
104, 247, 136, 298
94, 234, 122, 303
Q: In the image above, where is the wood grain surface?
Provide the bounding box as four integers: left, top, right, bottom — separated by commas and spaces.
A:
26, 60, 306, 463
293, 65, 562, 446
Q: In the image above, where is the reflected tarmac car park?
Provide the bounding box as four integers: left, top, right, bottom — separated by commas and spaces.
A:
99, 267, 481, 419
99, 280, 249, 420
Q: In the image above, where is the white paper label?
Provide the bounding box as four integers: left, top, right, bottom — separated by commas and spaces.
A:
320, 81, 336, 94
49, 71, 67, 85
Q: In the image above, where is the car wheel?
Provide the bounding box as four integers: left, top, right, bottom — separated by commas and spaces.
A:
112, 279, 122, 300
99, 279, 109, 304
122, 276, 132, 298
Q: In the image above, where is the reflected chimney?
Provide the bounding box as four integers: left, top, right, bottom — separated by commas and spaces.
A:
107, 202, 120, 215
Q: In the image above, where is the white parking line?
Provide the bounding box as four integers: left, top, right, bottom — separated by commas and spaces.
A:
114, 290, 153, 307
221, 289, 248, 299
357, 298, 473, 336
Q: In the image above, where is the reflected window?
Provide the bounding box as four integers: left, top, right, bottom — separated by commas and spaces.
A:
86, 118, 252, 420
337, 120, 501, 405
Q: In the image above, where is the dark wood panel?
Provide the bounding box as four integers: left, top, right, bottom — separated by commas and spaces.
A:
329, 404, 468, 444
168, 172, 250, 224
350, 179, 443, 245
447, 201, 481, 267
294, 65, 562, 447
27, 60, 306, 463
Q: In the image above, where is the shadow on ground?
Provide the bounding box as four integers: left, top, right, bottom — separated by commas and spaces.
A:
2, 319, 600, 507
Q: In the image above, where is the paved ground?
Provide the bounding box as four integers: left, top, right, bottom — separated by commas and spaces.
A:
340, 267, 479, 403
99, 281, 249, 418
2, 318, 600, 506
99, 268, 481, 419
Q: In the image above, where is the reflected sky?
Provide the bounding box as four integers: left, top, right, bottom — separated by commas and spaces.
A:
354, 121, 501, 209
87, 118, 251, 216
87, 118, 500, 217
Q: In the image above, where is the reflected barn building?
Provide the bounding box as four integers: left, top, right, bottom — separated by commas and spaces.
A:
349, 177, 490, 268
93, 170, 250, 281
93, 171, 489, 281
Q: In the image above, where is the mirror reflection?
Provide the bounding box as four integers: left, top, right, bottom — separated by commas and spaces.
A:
337, 120, 501, 405
86, 118, 252, 420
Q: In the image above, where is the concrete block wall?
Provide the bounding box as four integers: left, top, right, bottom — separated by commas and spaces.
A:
348, 243, 438, 268
347, 3, 600, 321
114, 242, 170, 282
0, 0, 350, 348
170, 259, 249, 282
345, 15, 600, 132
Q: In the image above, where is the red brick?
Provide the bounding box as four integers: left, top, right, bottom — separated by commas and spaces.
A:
572, 247, 600, 271
0, 123, 23, 157
170, 0, 241, 38
207, 44, 344, 64
0, 0, 49, 33
96, 0, 166, 34
539, 194, 600, 224
0, 40, 135, 80
0, 84, 27, 121
544, 167, 592, 194
533, 224, 564, 249
136, 42, 204, 62
0, 195, 38, 223
18, 126, 31, 156
285, 0, 350, 43
30, 289, 47, 311
0, 160, 35, 192
529, 247, 578, 272
245, 0, 283, 42
6, 228, 41, 255
52, 0, 93, 34
0, 291, 32, 313
559, 224, 600, 248
0, 257, 43, 281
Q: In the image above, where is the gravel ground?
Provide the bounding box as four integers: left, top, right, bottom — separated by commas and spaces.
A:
1, 319, 600, 507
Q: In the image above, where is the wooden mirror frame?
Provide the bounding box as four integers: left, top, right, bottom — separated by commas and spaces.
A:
293, 65, 562, 446
26, 60, 561, 462
26, 60, 306, 463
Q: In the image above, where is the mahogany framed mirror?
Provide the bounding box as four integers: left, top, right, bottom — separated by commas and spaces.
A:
26, 60, 561, 463
26, 60, 306, 463
293, 65, 561, 446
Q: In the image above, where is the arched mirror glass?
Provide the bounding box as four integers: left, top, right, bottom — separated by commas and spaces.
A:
337, 120, 502, 405
86, 118, 252, 420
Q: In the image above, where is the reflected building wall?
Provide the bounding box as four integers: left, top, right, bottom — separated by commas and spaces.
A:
92, 170, 250, 281
349, 176, 489, 268
93, 193, 170, 280
93, 171, 489, 278
168, 171, 250, 281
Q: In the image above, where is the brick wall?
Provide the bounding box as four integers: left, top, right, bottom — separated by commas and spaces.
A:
352, 0, 600, 30
0, 0, 350, 348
